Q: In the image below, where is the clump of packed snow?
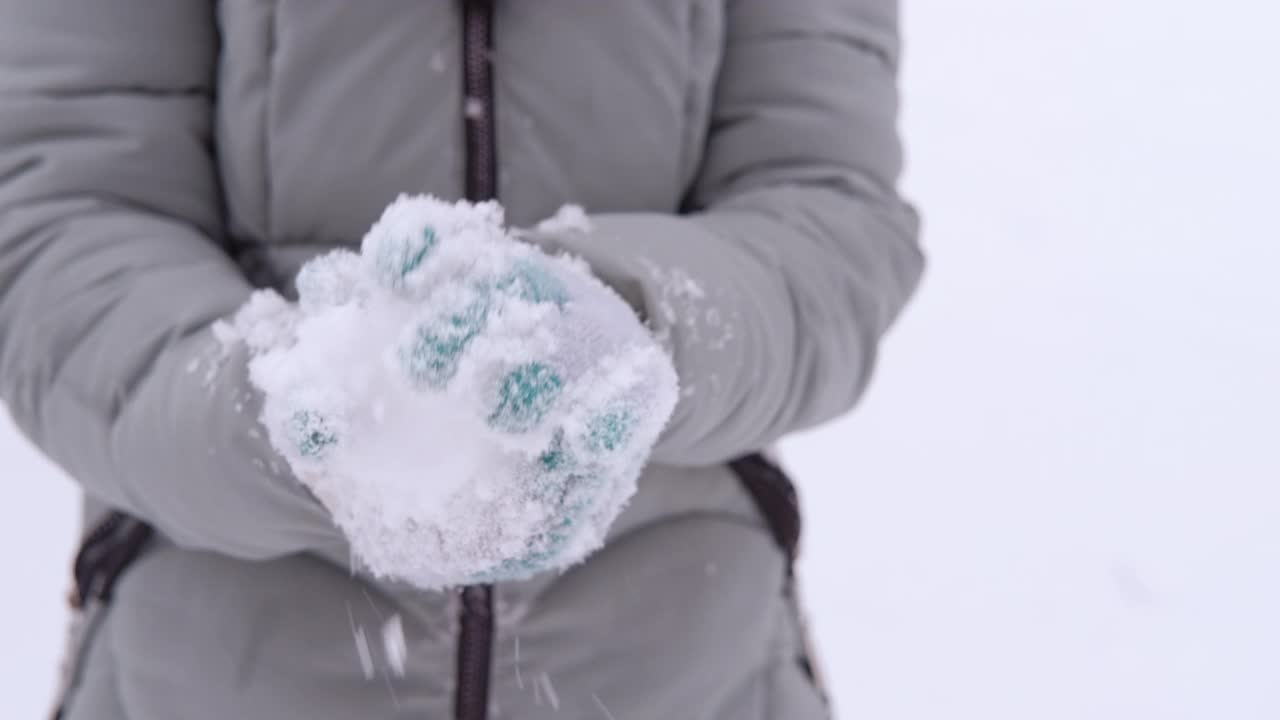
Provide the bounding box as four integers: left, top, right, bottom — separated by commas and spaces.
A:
221, 195, 678, 589
534, 204, 592, 235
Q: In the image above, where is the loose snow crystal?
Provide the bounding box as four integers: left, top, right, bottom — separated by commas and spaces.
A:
346, 603, 375, 681
227, 195, 678, 589
382, 614, 406, 677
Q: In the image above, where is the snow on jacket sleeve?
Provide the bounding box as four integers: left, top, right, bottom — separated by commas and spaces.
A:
534, 0, 924, 466
0, 0, 343, 560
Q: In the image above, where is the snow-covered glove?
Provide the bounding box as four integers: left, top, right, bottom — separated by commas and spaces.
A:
224, 196, 678, 589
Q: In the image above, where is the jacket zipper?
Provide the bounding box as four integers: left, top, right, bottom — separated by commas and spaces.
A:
455, 585, 495, 720
462, 0, 498, 202
456, 2, 498, 719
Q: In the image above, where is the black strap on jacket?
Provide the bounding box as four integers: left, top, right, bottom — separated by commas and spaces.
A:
68, 513, 153, 611
50, 513, 153, 719
730, 453, 802, 573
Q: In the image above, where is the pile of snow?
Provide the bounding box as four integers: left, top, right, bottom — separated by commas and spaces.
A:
220, 195, 677, 588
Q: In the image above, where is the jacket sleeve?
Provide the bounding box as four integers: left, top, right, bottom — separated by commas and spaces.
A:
0, 0, 343, 560
536, 0, 924, 465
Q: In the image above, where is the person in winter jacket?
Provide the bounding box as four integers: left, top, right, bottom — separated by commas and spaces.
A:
0, 1, 922, 718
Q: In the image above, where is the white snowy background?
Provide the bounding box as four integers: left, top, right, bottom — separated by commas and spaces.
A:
3, 0, 1277, 717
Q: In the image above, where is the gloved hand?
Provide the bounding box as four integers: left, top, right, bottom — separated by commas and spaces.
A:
224, 196, 678, 589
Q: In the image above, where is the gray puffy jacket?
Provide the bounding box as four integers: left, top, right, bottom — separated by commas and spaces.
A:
0, 1, 922, 718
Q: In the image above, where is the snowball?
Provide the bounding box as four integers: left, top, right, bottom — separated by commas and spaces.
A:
229, 194, 677, 589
